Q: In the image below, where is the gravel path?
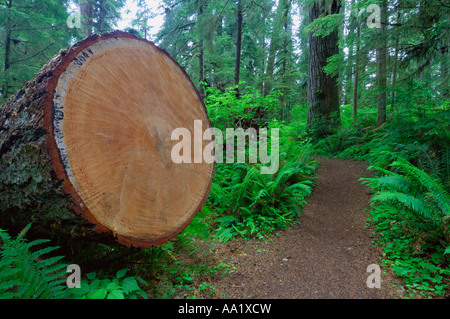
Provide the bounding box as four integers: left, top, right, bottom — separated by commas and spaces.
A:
211, 158, 406, 299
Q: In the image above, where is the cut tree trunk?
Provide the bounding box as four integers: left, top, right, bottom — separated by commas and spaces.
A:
0, 31, 214, 248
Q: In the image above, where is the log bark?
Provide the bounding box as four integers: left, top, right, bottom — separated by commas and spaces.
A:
0, 31, 214, 248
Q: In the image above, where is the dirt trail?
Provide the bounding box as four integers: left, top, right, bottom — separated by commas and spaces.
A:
211, 158, 406, 299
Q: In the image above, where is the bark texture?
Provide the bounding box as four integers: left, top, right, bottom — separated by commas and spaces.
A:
0, 31, 214, 248
307, 0, 341, 134
234, 0, 243, 93
377, 0, 387, 127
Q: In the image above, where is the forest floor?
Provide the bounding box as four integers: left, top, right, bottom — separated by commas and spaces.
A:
208, 158, 416, 299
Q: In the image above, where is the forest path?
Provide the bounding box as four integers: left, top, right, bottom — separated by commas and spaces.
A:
210, 158, 406, 299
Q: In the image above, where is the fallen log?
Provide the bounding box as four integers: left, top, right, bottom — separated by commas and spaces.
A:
0, 31, 214, 248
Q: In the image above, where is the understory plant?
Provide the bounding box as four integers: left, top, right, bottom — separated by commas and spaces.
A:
0, 224, 68, 299
211, 129, 318, 242
0, 224, 150, 299
66, 268, 148, 299
362, 155, 450, 297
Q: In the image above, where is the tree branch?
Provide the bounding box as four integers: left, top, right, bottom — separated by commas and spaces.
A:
10, 42, 55, 65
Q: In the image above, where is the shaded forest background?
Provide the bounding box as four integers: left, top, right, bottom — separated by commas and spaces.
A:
0, 0, 449, 299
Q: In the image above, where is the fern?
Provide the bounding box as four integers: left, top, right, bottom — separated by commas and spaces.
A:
0, 224, 68, 299
362, 154, 450, 242
390, 157, 450, 216
371, 191, 435, 224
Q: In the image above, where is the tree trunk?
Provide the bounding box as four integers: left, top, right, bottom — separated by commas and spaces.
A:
391, 30, 399, 117
198, 2, 205, 98
0, 31, 214, 248
79, 0, 94, 37
1, 0, 13, 103
98, 0, 105, 33
307, 0, 341, 133
234, 0, 243, 95
280, 0, 292, 121
377, 0, 387, 127
344, 0, 355, 106
264, 0, 288, 97
352, 23, 360, 122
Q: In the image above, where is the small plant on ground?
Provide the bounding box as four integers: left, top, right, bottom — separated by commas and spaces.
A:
66, 268, 148, 299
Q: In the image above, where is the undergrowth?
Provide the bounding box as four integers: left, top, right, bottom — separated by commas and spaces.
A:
0, 88, 317, 299
0, 224, 67, 299
315, 104, 450, 298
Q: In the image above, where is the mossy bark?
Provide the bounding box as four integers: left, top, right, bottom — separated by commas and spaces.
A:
0, 33, 126, 246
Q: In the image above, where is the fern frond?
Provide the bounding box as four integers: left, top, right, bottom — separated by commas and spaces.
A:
362, 174, 415, 194
285, 182, 313, 196
371, 191, 438, 224
0, 225, 68, 299
390, 158, 450, 215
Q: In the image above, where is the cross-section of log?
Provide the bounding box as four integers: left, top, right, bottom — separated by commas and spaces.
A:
0, 31, 214, 248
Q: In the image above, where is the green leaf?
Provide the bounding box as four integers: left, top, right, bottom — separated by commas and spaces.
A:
87, 288, 108, 299
444, 246, 450, 255
69, 279, 90, 296
107, 280, 122, 291
122, 277, 141, 294
107, 290, 125, 299
86, 272, 97, 280
116, 268, 127, 279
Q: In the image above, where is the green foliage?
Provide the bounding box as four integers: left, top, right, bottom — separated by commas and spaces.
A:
67, 268, 148, 299
362, 155, 450, 242
1, 0, 448, 300
312, 93, 449, 297
0, 0, 73, 102
213, 160, 316, 242
209, 122, 318, 242
90, 0, 127, 33
316, 105, 449, 190
368, 200, 450, 297
0, 224, 151, 300
155, 0, 295, 97
128, 237, 226, 299
305, 12, 344, 38
0, 224, 67, 299
204, 84, 282, 130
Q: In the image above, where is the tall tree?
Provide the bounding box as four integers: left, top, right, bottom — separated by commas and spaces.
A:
131, 0, 156, 39
307, 0, 342, 133
263, 0, 294, 101
278, 0, 293, 120
352, 19, 360, 122
264, 0, 285, 96
376, 0, 387, 127
79, 0, 94, 37
234, 0, 243, 93
198, 0, 206, 98
0, 0, 71, 103
1, 0, 12, 101
78, 0, 126, 36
